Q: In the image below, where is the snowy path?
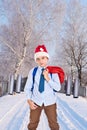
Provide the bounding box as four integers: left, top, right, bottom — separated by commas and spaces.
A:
0, 95, 27, 130
0, 92, 87, 130
58, 97, 87, 130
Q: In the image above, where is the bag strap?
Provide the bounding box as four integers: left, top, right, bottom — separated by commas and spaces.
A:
31, 67, 38, 92
50, 73, 57, 92
50, 73, 52, 78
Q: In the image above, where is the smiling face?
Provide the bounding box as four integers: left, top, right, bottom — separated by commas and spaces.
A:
36, 56, 48, 68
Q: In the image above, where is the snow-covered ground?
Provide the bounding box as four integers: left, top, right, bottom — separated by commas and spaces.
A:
0, 92, 87, 130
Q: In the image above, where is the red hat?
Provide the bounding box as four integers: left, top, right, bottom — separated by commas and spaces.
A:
34, 45, 49, 61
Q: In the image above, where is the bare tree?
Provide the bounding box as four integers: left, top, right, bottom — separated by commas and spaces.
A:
61, 0, 87, 86
0, 0, 66, 79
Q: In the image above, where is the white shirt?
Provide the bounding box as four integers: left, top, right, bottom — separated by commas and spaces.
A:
24, 66, 61, 106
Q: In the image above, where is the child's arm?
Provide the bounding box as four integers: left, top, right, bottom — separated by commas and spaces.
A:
43, 69, 61, 91
24, 70, 32, 99
24, 69, 38, 109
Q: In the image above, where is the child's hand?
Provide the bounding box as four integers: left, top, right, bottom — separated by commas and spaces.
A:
43, 69, 50, 82
27, 99, 38, 110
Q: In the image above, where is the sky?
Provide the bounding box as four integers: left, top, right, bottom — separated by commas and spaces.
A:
0, 0, 8, 25
65, 0, 87, 5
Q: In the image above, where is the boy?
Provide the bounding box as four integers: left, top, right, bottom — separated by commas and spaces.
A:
24, 44, 61, 130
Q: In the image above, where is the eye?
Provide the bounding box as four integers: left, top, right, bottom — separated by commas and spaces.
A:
36, 58, 40, 61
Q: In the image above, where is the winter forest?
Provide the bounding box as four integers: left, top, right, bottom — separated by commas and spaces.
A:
0, 1, 87, 130
0, 0, 87, 86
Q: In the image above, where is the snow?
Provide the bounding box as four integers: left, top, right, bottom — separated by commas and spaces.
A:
0, 92, 87, 130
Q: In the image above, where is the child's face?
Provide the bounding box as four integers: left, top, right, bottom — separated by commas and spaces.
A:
36, 56, 48, 67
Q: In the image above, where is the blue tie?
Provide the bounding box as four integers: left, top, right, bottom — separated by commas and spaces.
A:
39, 68, 44, 93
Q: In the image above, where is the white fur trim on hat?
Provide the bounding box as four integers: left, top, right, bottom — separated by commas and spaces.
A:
34, 52, 49, 61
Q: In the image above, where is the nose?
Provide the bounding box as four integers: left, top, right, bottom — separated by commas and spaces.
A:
39, 58, 43, 63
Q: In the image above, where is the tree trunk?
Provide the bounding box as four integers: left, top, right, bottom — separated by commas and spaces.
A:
14, 44, 27, 78
78, 67, 82, 87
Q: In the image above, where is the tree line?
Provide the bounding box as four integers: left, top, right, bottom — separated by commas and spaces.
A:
0, 0, 87, 86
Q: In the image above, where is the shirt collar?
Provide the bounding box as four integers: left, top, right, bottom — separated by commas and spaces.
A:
38, 66, 47, 71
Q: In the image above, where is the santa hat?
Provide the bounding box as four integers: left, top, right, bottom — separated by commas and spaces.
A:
34, 45, 49, 61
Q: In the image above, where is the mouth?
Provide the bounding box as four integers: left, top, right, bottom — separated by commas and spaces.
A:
40, 63, 44, 66
41, 63, 44, 66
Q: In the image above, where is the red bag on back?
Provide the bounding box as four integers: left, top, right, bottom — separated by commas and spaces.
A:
47, 66, 65, 83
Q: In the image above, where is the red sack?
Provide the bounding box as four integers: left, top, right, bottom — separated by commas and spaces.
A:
47, 66, 65, 83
